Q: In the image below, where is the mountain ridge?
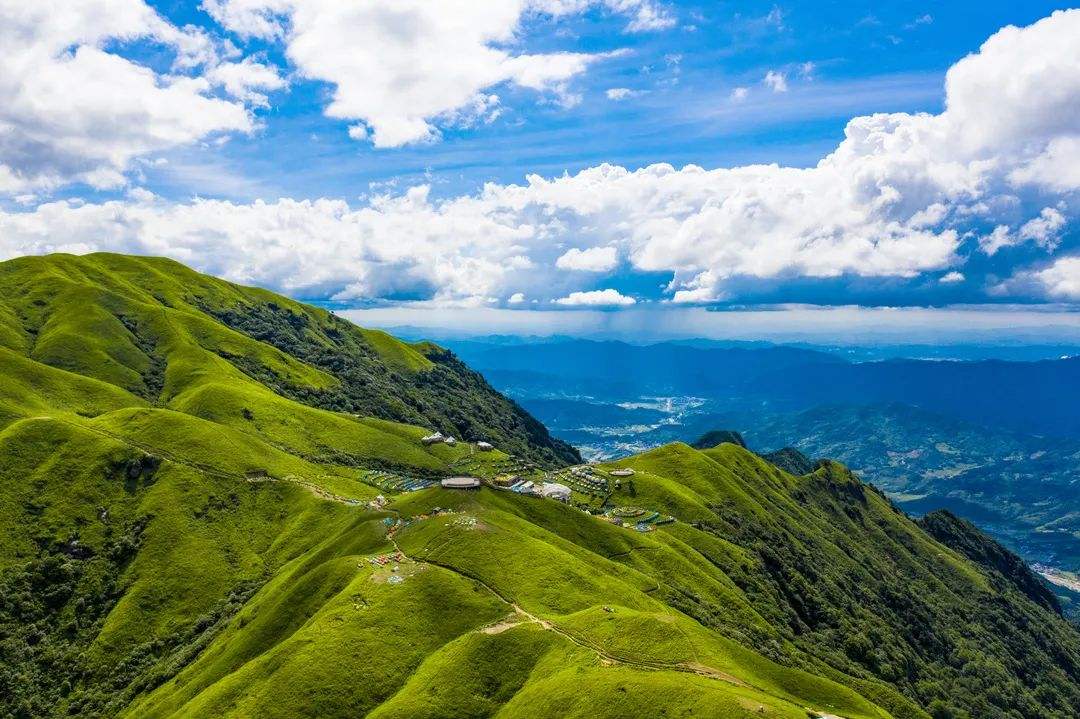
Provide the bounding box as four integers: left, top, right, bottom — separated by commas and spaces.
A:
0, 253, 578, 468
1, 253, 1079, 718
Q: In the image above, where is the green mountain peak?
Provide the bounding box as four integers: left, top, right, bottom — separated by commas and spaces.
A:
1, 253, 1078, 719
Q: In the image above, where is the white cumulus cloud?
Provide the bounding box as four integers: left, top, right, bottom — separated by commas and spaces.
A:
0, 0, 266, 194
204, 0, 660, 147
763, 70, 788, 93
1019, 207, 1067, 251
554, 288, 636, 306
1002, 256, 1080, 300
606, 87, 645, 101
2, 9, 1080, 309
206, 58, 287, 107
556, 246, 619, 271
979, 225, 1016, 256
980, 208, 1069, 255
618, 1, 676, 32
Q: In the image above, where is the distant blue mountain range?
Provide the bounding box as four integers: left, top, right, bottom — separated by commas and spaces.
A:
440, 337, 1080, 439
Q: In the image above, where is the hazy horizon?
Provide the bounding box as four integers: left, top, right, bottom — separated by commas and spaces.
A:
338, 304, 1080, 351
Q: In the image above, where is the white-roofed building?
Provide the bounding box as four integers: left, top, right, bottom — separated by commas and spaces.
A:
441, 476, 480, 489
516, 480, 540, 496
541, 482, 572, 502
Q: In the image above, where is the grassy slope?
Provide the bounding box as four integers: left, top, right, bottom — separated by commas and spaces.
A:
123, 482, 893, 719
0, 347, 142, 429
599, 443, 1080, 718
0, 253, 575, 466
369, 624, 841, 719
1, 253, 1078, 719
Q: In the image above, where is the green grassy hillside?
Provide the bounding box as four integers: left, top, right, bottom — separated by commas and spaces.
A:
1, 253, 1079, 719
0, 253, 577, 467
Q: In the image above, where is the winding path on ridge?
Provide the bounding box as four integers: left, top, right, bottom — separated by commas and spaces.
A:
37, 412, 834, 712
382, 519, 746, 687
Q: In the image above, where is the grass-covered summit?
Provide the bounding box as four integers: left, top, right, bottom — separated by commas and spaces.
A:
1, 253, 1079, 719
0, 253, 577, 467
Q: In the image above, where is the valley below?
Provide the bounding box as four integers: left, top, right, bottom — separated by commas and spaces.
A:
442, 338, 1080, 617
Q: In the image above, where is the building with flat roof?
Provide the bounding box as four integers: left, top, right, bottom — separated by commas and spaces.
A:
515, 480, 540, 496
441, 476, 481, 489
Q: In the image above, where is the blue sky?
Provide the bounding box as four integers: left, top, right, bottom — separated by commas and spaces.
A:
0, 1, 1078, 341
137, 1, 1068, 200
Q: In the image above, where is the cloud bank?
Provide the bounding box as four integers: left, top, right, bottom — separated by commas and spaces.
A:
0, 8, 1078, 309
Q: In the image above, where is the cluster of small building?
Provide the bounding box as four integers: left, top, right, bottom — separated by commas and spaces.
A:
508, 479, 539, 496
560, 465, 608, 495
421, 432, 495, 452
497, 478, 571, 502
368, 551, 405, 567
357, 445, 675, 539
490, 479, 574, 500
432, 472, 571, 502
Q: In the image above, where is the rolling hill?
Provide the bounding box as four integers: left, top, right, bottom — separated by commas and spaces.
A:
740, 403, 1080, 574
2, 253, 1079, 719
